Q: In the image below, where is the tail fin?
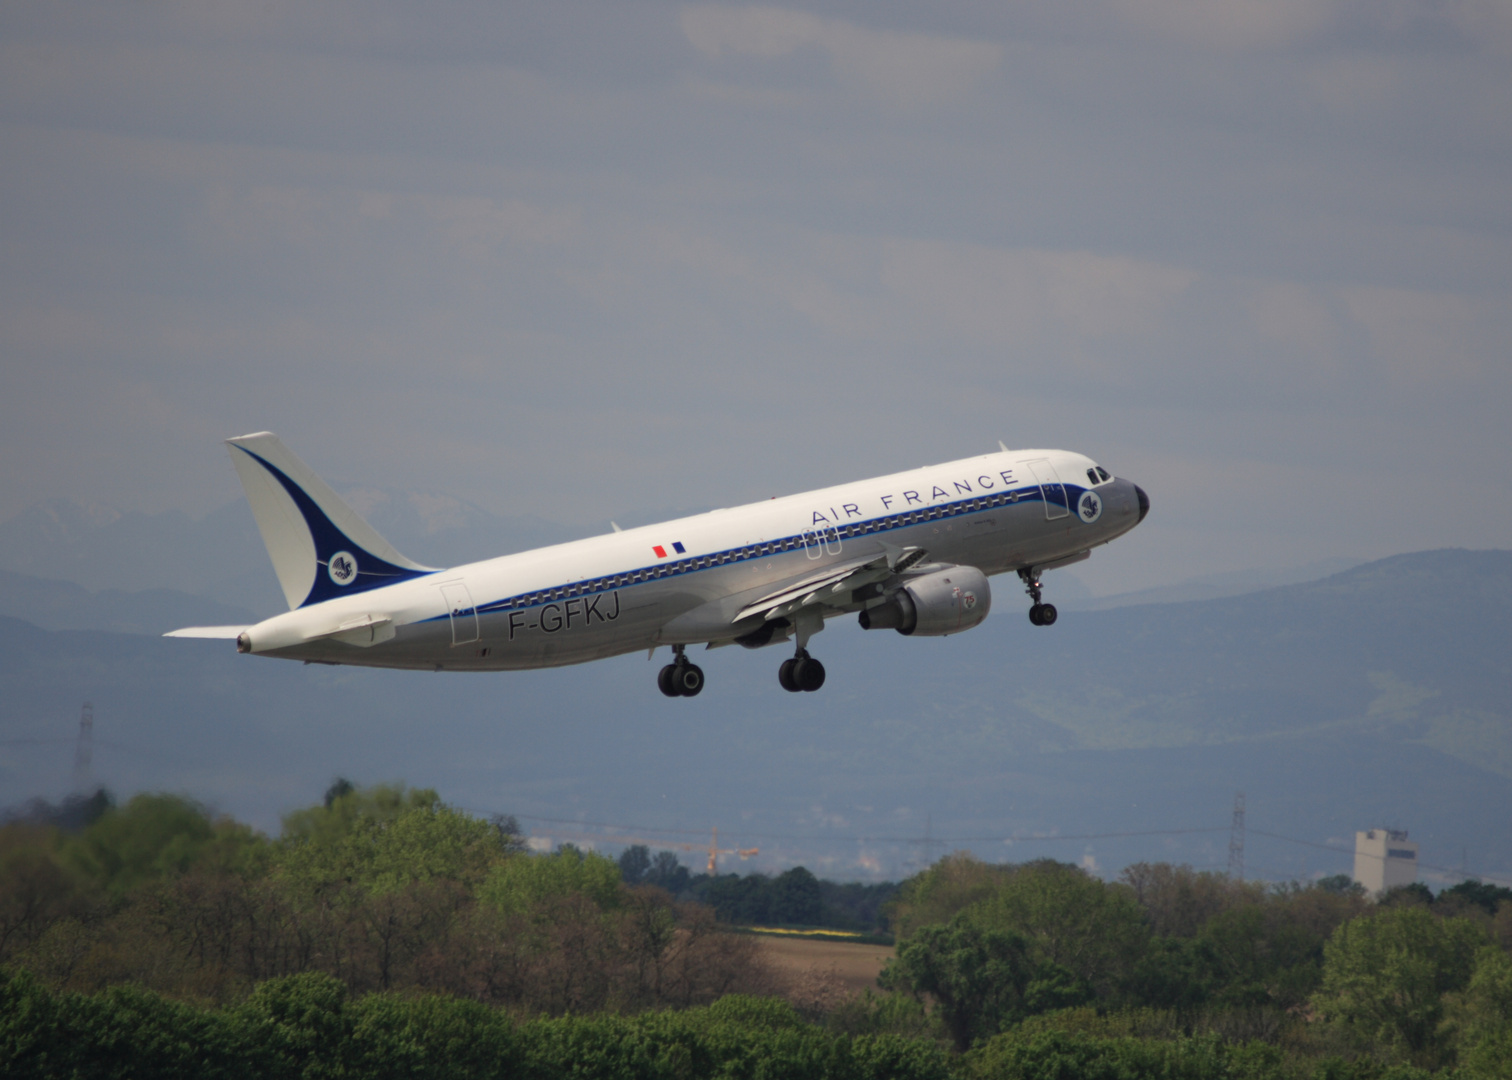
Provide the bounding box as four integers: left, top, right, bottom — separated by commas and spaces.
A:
226, 433, 436, 610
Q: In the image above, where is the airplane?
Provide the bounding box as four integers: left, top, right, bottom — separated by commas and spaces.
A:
168, 433, 1149, 696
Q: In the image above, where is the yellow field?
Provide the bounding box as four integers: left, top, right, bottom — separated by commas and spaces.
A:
754, 934, 895, 998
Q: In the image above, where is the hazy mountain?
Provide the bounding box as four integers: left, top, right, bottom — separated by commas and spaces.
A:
1058, 557, 1367, 611
0, 570, 256, 637
0, 550, 1507, 887
1, 494, 1361, 624
0, 492, 585, 618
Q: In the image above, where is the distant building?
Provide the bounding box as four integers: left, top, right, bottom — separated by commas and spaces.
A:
1354, 828, 1418, 895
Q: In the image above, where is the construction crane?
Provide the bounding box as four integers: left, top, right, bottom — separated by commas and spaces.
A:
528, 825, 757, 875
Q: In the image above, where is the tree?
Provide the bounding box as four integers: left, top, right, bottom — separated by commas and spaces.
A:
644, 851, 690, 895
1315, 874, 1365, 897
881, 915, 1039, 1051
1119, 862, 1257, 938
6, 789, 113, 832
0, 825, 84, 963
278, 784, 502, 894
322, 777, 355, 809
771, 867, 822, 926
967, 859, 1149, 1001
700, 874, 771, 925
618, 845, 651, 885
1446, 947, 1512, 1079
1196, 900, 1325, 1010
1313, 906, 1488, 1063
887, 853, 1017, 940
62, 793, 225, 895
478, 847, 622, 919
1379, 883, 1435, 908
1439, 880, 1512, 917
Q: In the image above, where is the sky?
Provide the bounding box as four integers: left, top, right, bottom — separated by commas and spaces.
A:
2, 0, 1509, 597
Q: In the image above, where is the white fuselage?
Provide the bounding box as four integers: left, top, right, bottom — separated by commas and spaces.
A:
238, 449, 1142, 671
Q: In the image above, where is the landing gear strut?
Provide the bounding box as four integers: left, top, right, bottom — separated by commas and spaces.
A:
658, 645, 705, 697
1019, 568, 1058, 627
778, 649, 825, 693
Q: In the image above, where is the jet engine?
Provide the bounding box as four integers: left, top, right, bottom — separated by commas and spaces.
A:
857, 565, 991, 636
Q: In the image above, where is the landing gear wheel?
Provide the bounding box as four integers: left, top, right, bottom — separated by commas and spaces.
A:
1021, 567, 1057, 628
778, 658, 800, 692
660, 661, 705, 697
794, 656, 826, 692
1028, 603, 1058, 626
674, 663, 705, 697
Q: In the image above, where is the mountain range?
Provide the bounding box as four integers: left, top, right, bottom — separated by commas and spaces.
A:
1, 532, 1506, 887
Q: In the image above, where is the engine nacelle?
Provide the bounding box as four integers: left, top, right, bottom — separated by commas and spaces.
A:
858, 565, 991, 637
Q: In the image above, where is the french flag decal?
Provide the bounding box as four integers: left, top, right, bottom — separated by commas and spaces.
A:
653, 542, 686, 559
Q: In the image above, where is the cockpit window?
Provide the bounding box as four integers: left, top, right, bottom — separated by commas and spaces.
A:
1096, 466, 1112, 483
1086, 468, 1099, 486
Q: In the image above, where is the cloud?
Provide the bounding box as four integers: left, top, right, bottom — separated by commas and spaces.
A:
1106, 0, 1337, 50
878, 242, 1195, 347
1103, 0, 1512, 55
679, 4, 1001, 108
1342, 285, 1501, 389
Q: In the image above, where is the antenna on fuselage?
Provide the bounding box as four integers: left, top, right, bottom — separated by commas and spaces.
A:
998, 440, 1009, 452
611, 521, 623, 533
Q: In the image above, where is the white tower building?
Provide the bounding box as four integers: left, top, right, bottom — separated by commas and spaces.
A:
1353, 828, 1418, 895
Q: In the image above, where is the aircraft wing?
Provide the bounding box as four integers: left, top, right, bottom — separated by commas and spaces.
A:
733, 545, 929, 624
164, 626, 248, 638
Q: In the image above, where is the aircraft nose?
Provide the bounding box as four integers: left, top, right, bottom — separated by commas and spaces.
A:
1135, 485, 1150, 524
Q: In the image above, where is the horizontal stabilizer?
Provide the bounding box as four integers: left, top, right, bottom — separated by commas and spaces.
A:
164, 625, 248, 639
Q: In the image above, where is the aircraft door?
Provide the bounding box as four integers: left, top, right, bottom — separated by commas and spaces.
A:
1025, 460, 1070, 520
801, 529, 823, 559
822, 524, 842, 555
439, 581, 479, 645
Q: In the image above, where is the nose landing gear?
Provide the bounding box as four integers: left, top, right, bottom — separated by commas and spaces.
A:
1019, 568, 1058, 627
658, 644, 705, 697
778, 649, 826, 693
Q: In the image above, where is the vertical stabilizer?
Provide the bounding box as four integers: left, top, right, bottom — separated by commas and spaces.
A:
226, 433, 435, 610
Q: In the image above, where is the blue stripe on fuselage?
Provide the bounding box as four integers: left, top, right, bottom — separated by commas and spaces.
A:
422, 481, 1094, 627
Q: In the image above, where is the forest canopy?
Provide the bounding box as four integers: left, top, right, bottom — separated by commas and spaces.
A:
3, 785, 1510, 1080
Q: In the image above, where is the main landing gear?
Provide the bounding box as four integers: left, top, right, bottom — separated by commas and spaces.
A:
1019, 567, 1058, 627
658, 644, 705, 697
778, 649, 825, 693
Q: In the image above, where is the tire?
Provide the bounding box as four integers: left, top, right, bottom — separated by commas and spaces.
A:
796, 657, 826, 692
658, 664, 680, 697
676, 664, 705, 697
1038, 603, 1058, 626
778, 658, 800, 692
1028, 604, 1043, 626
